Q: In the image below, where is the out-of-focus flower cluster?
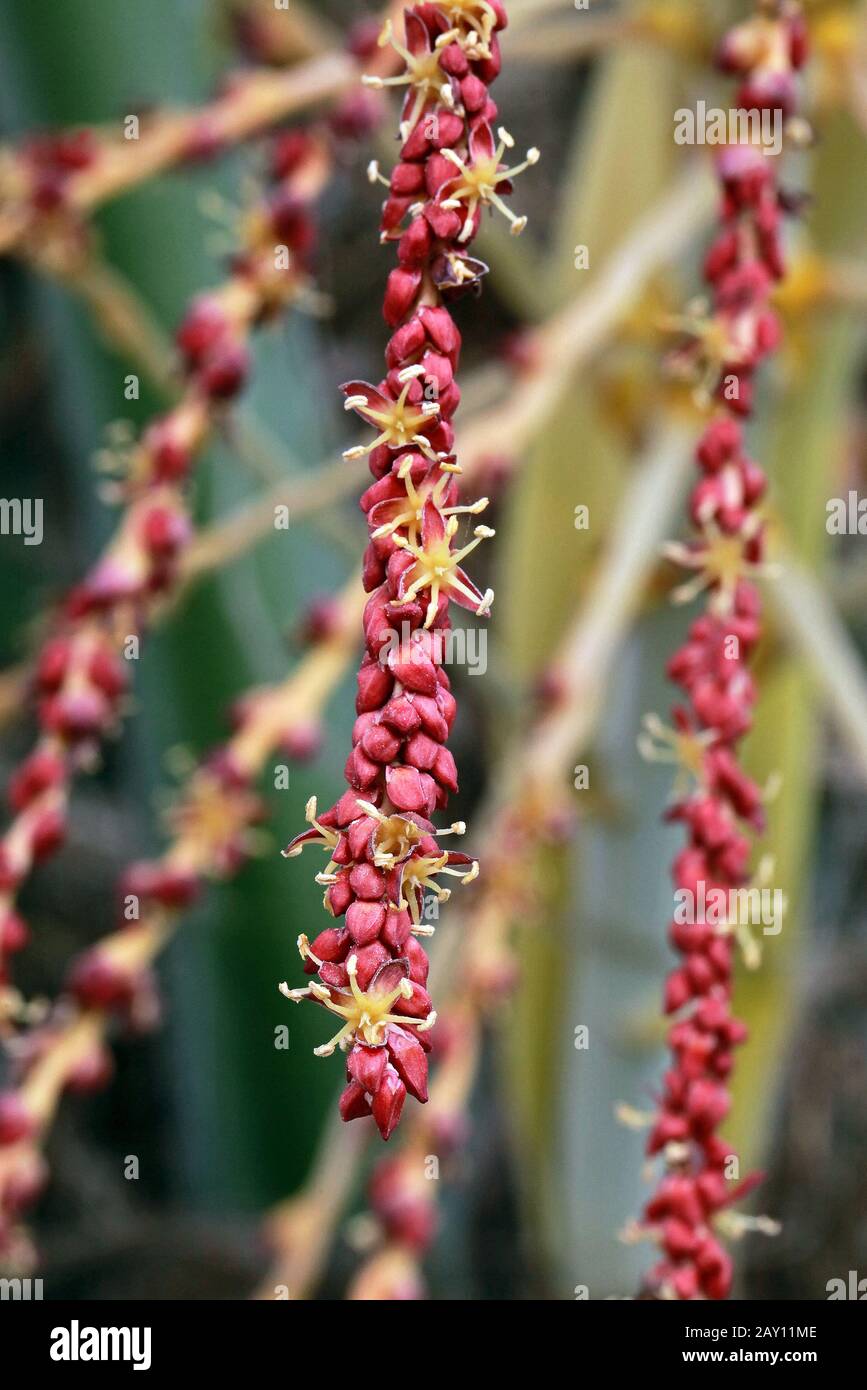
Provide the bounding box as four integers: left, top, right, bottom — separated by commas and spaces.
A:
0, 134, 328, 987
634, 0, 808, 1301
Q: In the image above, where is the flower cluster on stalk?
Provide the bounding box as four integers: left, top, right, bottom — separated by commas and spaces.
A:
0, 135, 326, 988
281, 0, 536, 1140
633, 0, 808, 1301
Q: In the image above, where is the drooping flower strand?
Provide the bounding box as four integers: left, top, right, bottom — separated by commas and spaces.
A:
0, 135, 328, 987
631, 0, 809, 1301
281, 0, 538, 1140
0, 583, 363, 1274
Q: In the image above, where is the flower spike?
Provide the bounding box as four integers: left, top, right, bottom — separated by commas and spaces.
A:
280, 0, 530, 1140
632, 0, 808, 1302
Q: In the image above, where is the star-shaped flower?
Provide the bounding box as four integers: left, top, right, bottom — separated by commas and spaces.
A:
391, 497, 494, 627
341, 366, 442, 462
280, 954, 435, 1056
363, 14, 456, 141
436, 124, 539, 242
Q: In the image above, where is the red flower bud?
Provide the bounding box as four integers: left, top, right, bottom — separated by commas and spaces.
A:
0, 1092, 35, 1146
8, 749, 66, 812
371, 1066, 406, 1141
197, 342, 249, 399
67, 950, 136, 1011
176, 296, 229, 366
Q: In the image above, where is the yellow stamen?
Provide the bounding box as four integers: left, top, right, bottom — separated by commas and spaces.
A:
664, 517, 776, 615
363, 20, 453, 138
369, 467, 489, 544
637, 713, 717, 796
393, 514, 495, 627
343, 377, 440, 462
398, 852, 479, 927
279, 953, 435, 1056
440, 128, 539, 241
282, 795, 340, 858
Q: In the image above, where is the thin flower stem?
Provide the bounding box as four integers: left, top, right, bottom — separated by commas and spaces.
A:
253, 1109, 368, 1300
58, 249, 333, 494
507, 12, 646, 65
456, 167, 715, 468
67, 257, 177, 392
227, 0, 342, 63
769, 556, 867, 781
0, 54, 356, 257
179, 458, 357, 583
506, 2, 711, 65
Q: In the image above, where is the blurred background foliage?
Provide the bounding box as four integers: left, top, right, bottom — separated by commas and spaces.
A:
0, 0, 866, 1299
